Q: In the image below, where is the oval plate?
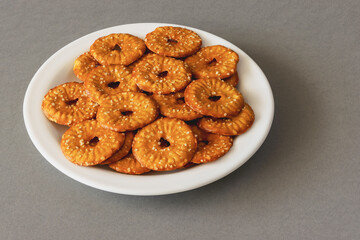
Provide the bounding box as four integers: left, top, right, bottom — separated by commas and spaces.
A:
23, 23, 274, 196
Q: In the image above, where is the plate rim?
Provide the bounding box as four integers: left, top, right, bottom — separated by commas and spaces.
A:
23, 22, 274, 196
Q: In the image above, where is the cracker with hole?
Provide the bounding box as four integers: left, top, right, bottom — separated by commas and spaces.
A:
132, 118, 197, 171
42, 82, 99, 126
132, 54, 192, 94
96, 92, 159, 132
84, 65, 139, 103
184, 78, 244, 118
61, 120, 125, 166
185, 45, 239, 79
90, 33, 146, 65
145, 26, 202, 58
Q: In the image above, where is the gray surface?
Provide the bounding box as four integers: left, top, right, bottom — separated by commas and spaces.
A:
1, 0, 359, 239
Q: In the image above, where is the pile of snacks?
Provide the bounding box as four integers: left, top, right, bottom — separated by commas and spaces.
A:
42, 26, 255, 175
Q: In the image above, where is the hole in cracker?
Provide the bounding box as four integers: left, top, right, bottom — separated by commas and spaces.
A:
142, 91, 153, 96
158, 71, 168, 78
201, 140, 209, 145
108, 81, 120, 89
159, 138, 170, 148
89, 137, 99, 146
121, 111, 133, 116
223, 75, 231, 81
112, 44, 122, 51
167, 38, 178, 44
66, 98, 78, 105
198, 140, 209, 149
208, 58, 217, 66
208, 95, 221, 101
176, 97, 185, 104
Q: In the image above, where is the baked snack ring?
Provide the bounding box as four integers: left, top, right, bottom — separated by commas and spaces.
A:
184, 78, 244, 118
101, 131, 134, 165
145, 26, 202, 58
85, 65, 138, 103
73, 52, 99, 81
132, 54, 192, 94
90, 33, 146, 66
109, 153, 150, 175
97, 92, 159, 132
190, 126, 233, 164
185, 45, 239, 79
132, 118, 197, 171
198, 103, 255, 135
61, 120, 125, 166
152, 91, 202, 121
42, 82, 98, 126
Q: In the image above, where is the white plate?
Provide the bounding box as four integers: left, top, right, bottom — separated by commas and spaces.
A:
23, 23, 274, 196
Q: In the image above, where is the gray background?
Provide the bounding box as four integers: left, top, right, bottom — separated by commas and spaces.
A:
1, 0, 359, 239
